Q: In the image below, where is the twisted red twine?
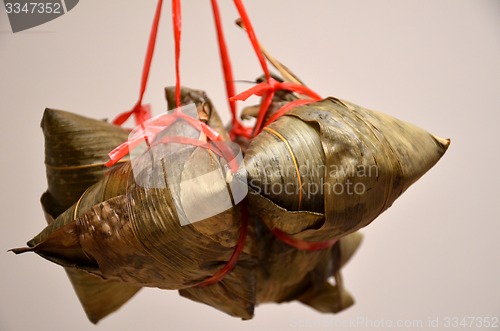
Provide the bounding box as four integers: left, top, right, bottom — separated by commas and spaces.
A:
111, 0, 164, 126
230, 0, 322, 136
172, 0, 182, 108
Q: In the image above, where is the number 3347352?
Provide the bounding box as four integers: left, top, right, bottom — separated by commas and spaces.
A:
5, 2, 62, 14
443, 316, 499, 328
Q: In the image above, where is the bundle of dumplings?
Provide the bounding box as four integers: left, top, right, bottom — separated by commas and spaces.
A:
13, 83, 449, 323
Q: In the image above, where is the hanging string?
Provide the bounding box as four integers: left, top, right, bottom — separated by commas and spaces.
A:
211, 0, 252, 140
112, 0, 164, 126
231, 0, 270, 137
172, 0, 182, 108
231, 0, 321, 137
232, 0, 270, 81
211, 0, 236, 126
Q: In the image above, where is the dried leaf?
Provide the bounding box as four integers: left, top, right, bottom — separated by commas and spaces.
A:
40, 109, 141, 323
245, 97, 450, 243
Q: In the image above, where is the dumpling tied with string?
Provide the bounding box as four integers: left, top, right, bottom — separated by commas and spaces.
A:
13, 88, 257, 321
244, 96, 449, 244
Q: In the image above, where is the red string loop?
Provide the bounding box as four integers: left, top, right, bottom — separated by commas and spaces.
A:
231, 79, 321, 102
272, 229, 338, 251
230, 77, 322, 136
106, 109, 228, 168
263, 99, 315, 127
111, 0, 163, 126
211, 0, 254, 140
230, 1, 322, 137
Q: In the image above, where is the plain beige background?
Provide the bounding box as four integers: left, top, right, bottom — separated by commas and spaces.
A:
1, 1, 499, 330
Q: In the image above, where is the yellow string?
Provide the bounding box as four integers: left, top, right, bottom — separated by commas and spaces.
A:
263, 127, 302, 209
73, 187, 90, 220
46, 159, 128, 170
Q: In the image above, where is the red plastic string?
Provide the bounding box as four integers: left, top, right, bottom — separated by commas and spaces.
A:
231, 80, 322, 101
196, 198, 248, 287
232, 0, 272, 137
231, 0, 322, 137
254, 91, 274, 135
263, 99, 315, 127
112, 0, 164, 126
106, 110, 228, 168
272, 229, 338, 251
230, 77, 322, 135
211, 0, 236, 125
172, 0, 182, 108
211, 0, 253, 140
233, 0, 270, 81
